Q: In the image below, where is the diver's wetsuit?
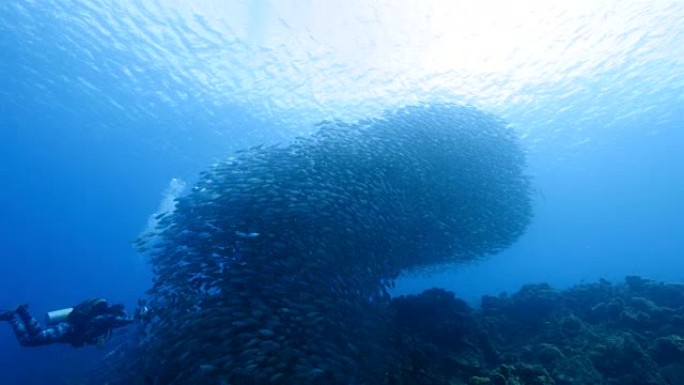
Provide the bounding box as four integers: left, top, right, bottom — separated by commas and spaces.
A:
4, 302, 134, 347
7, 305, 72, 346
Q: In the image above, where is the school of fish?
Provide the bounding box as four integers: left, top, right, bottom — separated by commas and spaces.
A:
114, 103, 533, 385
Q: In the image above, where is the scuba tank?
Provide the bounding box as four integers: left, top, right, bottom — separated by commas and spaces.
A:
46, 307, 73, 325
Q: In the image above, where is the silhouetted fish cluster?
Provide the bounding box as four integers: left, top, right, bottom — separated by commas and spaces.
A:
118, 104, 532, 385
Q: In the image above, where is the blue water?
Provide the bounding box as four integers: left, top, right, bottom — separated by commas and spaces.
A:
1, 1, 683, 384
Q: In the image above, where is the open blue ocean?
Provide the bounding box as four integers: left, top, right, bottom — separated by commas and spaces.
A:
1, 1, 683, 384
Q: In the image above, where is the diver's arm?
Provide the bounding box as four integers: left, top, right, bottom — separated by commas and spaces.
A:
90, 314, 135, 330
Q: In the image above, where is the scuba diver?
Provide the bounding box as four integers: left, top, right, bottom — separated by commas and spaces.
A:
0, 298, 146, 348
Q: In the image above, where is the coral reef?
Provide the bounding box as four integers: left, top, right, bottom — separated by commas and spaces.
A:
389, 276, 684, 385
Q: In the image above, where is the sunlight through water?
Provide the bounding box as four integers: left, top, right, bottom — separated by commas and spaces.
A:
3, 0, 682, 152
